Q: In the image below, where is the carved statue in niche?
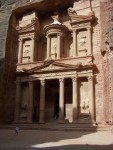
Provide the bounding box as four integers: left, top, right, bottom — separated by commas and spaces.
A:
80, 97, 89, 114
77, 30, 87, 56
20, 103, 28, 120
79, 36, 86, 48
51, 36, 57, 59
22, 40, 31, 62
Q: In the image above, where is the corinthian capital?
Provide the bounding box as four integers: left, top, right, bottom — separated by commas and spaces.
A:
40, 79, 46, 85
88, 76, 93, 81
59, 78, 64, 83
72, 77, 77, 82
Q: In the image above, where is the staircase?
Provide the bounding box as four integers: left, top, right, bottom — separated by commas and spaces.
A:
0, 122, 110, 131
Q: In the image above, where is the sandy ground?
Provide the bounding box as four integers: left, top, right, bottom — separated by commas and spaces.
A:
0, 129, 113, 150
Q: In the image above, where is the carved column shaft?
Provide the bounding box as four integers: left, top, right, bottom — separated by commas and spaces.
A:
59, 78, 64, 121
57, 34, 61, 59
72, 77, 78, 122
27, 81, 34, 122
18, 39, 23, 63
47, 36, 51, 59
39, 79, 45, 123
31, 37, 35, 62
73, 30, 77, 57
14, 81, 21, 122
88, 76, 95, 121
87, 28, 92, 55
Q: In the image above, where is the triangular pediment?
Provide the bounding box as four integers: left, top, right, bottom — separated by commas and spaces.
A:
16, 23, 35, 33
24, 60, 81, 73
16, 19, 39, 34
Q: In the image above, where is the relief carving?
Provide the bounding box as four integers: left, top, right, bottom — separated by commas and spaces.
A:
51, 36, 57, 59
80, 98, 89, 114
20, 103, 28, 119
77, 30, 87, 56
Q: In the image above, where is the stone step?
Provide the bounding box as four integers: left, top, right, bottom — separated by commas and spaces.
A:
0, 123, 110, 131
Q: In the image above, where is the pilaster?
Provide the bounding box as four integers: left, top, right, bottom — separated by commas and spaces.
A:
27, 80, 34, 122
14, 79, 21, 122
31, 37, 35, 62
72, 77, 78, 122
46, 35, 51, 59
59, 78, 64, 122
18, 39, 23, 63
73, 30, 77, 57
87, 27, 92, 55
39, 79, 46, 123
88, 76, 95, 121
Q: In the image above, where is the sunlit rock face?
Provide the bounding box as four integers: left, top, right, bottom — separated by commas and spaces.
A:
0, 0, 113, 128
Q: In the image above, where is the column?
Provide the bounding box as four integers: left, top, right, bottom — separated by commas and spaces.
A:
73, 30, 77, 57
72, 77, 78, 122
87, 27, 92, 55
27, 81, 34, 122
14, 80, 21, 122
31, 37, 35, 62
59, 78, 64, 121
57, 33, 61, 59
88, 76, 95, 121
39, 79, 45, 123
46, 35, 51, 59
18, 39, 23, 63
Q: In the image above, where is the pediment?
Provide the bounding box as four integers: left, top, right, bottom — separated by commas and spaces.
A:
68, 7, 95, 23
24, 60, 81, 73
16, 19, 39, 34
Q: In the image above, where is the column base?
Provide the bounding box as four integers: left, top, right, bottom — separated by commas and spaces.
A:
13, 120, 20, 124
27, 121, 33, 124
72, 120, 78, 123
39, 121, 45, 124
58, 118, 69, 124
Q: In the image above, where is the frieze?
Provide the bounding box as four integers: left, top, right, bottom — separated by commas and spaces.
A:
20, 71, 77, 81
19, 33, 34, 39
19, 69, 93, 82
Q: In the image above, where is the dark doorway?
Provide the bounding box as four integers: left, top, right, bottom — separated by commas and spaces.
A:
54, 93, 59, 119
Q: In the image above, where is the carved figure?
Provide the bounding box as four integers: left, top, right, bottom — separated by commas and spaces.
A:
80, 98, 89, 113
20, 103, 28, 119
51, 37, 57, 59
79, 36, 86, 48
80, 99, 85, 109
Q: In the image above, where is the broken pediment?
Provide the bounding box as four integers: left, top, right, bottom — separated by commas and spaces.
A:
16, 18, 40, 34
68, 7, 95, 23
23, 60, 82, 73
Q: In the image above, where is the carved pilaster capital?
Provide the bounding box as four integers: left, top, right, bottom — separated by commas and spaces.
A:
72, 77, 77, 82
87, 27, 91, 31
16, 77, 21, 84
46, 34, 50, 38
57, 33, 63, 37
73, 29, 77, 33
31, 36, 35, 40
18, 38, 23, 42
40, 79, 46, 85
59, 78, 64, 83
29, 80, 34, 85
87, 76, 93, 81
16, 81, 21, 85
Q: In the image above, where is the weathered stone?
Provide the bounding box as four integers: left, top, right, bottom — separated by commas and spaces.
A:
0, 0, 112, 127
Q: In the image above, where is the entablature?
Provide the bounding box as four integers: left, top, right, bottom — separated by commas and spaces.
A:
16, 55, 94, 77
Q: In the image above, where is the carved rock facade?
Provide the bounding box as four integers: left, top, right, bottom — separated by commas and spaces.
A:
0, 0, 112, 127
